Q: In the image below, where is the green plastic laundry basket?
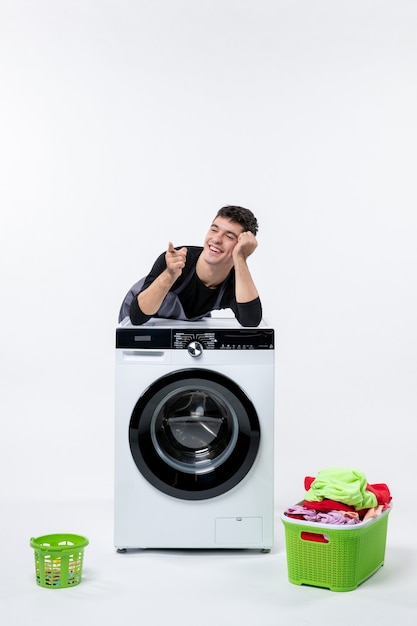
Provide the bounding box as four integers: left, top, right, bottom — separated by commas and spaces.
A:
30, 534, 89, 589
281, 506, 391, 592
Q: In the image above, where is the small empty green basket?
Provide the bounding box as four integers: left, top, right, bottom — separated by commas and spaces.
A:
30, 534, 89, 589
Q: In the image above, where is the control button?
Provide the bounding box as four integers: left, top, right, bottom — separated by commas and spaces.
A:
187, 340, 203, 358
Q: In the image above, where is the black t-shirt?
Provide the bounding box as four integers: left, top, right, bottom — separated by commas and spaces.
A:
130, 246, 262, 327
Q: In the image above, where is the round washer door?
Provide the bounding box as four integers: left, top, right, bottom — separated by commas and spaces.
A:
129, 368, 260, 500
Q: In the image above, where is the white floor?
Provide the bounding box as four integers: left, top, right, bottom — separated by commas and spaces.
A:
1, 497, 415, 625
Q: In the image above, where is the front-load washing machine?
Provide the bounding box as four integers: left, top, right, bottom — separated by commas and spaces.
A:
114, 315, 275, 551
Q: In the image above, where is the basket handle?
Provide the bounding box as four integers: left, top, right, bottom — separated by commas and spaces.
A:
301, 531, 329, 544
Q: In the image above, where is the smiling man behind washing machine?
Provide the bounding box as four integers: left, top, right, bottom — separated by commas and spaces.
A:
119, 205, 262, 327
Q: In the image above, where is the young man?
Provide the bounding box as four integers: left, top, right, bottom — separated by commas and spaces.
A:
119, 205, 262, 327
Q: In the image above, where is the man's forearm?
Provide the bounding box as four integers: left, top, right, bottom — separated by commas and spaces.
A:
137, 270, 177, 315
233, 256, 259, 303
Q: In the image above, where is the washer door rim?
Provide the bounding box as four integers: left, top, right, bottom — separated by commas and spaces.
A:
129, 368, 261, 500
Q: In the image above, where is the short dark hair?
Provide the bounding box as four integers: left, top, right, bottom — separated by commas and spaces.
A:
216, 205, 259, 236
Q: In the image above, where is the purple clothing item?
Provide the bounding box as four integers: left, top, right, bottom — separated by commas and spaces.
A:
316, 511, 358, 525
285, 505, 359, 525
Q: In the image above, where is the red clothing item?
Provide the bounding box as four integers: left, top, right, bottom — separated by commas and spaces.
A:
302, 499, 355, 513
304, 477, 315, 491
365, 483, 392, 506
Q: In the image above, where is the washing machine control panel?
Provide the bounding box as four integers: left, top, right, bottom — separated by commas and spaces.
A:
174, 330, 274, 350
116, 328, 274, 350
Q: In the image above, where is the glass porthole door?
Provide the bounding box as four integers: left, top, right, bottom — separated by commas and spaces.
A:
129, 369, 260, 500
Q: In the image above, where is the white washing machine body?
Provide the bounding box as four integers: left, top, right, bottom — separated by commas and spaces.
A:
114, 315, 275, 551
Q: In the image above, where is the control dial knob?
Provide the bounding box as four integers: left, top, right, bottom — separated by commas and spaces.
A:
187, 340, 203, 358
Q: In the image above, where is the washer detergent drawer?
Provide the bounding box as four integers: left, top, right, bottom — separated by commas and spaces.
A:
215, 517, 263, 546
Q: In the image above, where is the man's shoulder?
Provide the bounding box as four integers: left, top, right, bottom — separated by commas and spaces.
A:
182, 246, 203, 254
183, 246, 203, 263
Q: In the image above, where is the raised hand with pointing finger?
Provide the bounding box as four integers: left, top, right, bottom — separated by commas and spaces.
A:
165, 242, 188, 280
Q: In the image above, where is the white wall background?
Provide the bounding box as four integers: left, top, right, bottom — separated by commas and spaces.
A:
1, 0, 416, 511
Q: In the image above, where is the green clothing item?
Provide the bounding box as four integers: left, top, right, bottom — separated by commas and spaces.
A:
304, 467, 378, 510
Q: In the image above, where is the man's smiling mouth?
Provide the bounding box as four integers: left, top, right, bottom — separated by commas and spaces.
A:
209, 245, 222, 253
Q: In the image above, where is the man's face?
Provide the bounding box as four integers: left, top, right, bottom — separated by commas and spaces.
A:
202, 216, 244, 266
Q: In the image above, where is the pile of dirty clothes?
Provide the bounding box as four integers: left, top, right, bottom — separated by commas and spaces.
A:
284, 467, 392, 525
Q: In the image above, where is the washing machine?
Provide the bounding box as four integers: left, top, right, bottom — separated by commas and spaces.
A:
114, 314, 275, 551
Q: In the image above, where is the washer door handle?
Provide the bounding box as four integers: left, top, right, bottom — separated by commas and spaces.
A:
187, 340, 203, 358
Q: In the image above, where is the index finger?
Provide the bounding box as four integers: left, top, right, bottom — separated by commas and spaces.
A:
167, 241, 176, 253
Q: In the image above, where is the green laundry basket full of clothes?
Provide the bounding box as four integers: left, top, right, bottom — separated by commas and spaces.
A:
30, 533, 89, 589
